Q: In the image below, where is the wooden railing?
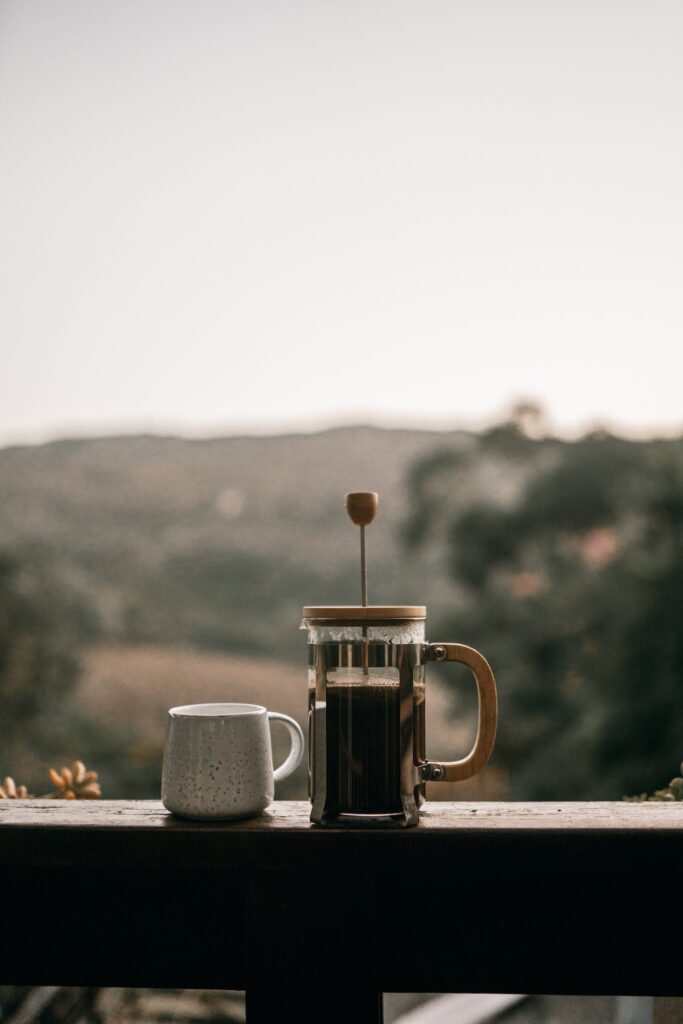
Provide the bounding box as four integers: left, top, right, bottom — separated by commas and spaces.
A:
1, 801, 682, 1023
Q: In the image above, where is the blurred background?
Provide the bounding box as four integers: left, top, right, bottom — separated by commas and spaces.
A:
1, 0, 682, 809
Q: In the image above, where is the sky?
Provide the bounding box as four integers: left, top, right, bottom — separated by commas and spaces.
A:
1, 0, 682, 446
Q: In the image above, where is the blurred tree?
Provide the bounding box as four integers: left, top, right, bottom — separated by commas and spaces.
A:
403, 423, 683, 799
0, 552, 86, 779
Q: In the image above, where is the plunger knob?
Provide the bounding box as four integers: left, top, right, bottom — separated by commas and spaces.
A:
345, 492, 379, 526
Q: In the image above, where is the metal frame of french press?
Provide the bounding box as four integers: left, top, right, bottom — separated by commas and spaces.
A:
309, 639, 452, 828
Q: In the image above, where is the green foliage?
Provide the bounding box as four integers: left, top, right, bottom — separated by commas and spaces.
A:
0, 553, 82, 739
404, 422, 683, 799
137, 548, 361, 661
401, 447, 467, 548
0, 552, 94, 788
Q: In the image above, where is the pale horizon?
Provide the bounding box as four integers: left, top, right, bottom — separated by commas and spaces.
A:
2, 403, 682, 452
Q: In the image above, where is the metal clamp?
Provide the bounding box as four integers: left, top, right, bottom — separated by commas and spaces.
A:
421, 763, 445, 781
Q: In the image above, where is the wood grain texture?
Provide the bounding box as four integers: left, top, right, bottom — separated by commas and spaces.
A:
1, 801, 682, 1000
2, 798, 682, 832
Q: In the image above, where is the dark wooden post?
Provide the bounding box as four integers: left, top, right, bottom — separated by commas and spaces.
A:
246, 870, 383, 1024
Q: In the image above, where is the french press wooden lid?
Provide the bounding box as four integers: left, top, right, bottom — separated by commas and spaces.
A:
302, 605, 426, 621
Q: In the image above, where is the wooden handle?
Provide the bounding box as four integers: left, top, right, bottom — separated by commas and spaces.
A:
427, 643, 497, 783
345, 492, 379, 526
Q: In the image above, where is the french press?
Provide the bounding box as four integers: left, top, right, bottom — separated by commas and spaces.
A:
303, 493, 498, 827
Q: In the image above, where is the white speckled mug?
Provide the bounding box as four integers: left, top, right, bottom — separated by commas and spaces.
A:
161, 703, 304, 820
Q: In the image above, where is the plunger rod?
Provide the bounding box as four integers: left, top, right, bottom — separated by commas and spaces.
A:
360, 525, 367, 605
345, 492, 379, 607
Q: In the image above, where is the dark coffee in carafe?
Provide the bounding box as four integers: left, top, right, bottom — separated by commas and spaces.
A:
325, 678, 402, 815
304, 603, 497, 827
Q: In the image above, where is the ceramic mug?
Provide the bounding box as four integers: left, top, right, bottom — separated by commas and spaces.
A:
161, 702, 304, 820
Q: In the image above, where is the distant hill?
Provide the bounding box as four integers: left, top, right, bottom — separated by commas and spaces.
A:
0, 426, 471, 659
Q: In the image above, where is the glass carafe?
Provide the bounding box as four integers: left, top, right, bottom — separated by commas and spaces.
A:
303, 606, 498, 827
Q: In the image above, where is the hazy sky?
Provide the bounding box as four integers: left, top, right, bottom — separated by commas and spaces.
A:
2, 0, 682, 445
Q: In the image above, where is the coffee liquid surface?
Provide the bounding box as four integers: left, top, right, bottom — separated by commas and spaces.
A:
326, 678, 402, 815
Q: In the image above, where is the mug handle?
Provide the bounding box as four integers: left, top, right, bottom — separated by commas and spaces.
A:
268, 712, 305, 783
421, 643, 498, 783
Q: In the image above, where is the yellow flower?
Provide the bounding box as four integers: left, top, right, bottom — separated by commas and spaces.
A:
48, 761, 101, 799
0, 776, 31, 799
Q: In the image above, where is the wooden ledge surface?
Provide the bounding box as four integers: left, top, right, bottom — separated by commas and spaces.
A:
2, 797, 683, 829
1, 799, 682, 869
1, 794, 683, 827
